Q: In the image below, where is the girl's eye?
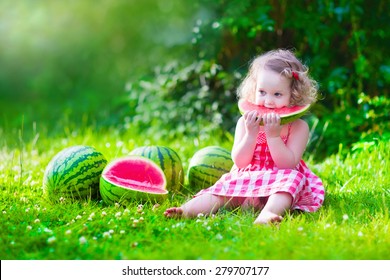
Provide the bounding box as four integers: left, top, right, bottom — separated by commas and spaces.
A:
274, 92, 282, 97
259, 90, 266, 96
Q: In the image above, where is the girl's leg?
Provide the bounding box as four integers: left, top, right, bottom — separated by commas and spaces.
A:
254, 192, 292, 225
164, 194, 226, 218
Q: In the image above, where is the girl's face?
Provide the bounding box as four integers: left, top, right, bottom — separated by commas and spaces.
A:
254, 69, 291, 108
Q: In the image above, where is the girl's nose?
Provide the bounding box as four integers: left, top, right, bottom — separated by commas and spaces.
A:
265, 97, 274, 107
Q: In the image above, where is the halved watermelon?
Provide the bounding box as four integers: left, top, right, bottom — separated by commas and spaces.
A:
238, 99, 310, 125
99, 156, 168, 204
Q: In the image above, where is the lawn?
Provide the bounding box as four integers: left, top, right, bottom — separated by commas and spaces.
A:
0, 121, 389, 260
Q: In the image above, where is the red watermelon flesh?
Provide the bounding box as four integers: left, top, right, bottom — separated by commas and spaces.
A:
238, 99, 310, 124
101, 156, 167, 198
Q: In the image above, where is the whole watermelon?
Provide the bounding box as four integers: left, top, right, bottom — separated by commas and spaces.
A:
129, 146, 184, 193
43, 145, 107, 201
187, 146, 234, 192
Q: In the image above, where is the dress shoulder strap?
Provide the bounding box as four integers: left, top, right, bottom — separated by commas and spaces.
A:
286, 122, 293, 141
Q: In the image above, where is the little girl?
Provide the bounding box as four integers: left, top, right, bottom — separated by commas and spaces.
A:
164, 49, 325, 224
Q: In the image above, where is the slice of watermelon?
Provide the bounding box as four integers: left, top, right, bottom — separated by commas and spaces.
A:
99, 156, 168, 204
238, 99, 310, 124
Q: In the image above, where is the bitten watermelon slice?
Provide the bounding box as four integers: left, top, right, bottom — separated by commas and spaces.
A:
99, 156, 167, 204
238, 99, 310, 124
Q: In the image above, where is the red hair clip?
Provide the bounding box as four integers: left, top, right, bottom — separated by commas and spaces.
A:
292, 71, 299, 81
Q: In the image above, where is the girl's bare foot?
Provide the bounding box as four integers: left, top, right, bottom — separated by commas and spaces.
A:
164, 207, 184, 218
254, 209, 283, 225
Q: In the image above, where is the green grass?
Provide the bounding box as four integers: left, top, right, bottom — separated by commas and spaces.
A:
0, 123, 389, 260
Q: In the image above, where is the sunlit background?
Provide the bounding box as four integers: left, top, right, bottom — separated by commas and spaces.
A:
0, 0, 196, 126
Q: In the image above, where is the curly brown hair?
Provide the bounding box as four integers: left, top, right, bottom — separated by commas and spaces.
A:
237, 49, 318, 106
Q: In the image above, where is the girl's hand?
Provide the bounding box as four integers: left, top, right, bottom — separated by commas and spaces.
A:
262, 112, 282, 138
243, 110, 261, 137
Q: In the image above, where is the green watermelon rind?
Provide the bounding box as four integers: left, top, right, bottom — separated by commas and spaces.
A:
238, 99, 311, 125
129, 145, 184, 193
187, 146, 234, 192
99, 156, 168, 205
42, 145, 107, 201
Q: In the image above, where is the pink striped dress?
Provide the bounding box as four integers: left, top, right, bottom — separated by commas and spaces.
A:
196, 124, 325, 212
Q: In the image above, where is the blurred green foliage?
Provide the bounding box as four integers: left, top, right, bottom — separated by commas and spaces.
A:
0, 0, 194, 127
1, 0, 389, 158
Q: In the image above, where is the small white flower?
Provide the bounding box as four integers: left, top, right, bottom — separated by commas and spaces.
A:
26, 225, 32, 231
115, 212, 122, 218
79, 236, 87, 245
197, 213, 204, 218
297, 227, 304, 231
44, 228, 53, 234
212, 22, 221, 29
103, 232, 111, 238
115, 203, 120, 208
124, 209, 130, 214
324, 223, 331, 229
101, 211, 107, 216
47, 236, 56, 244
109, 229, 114, 234
2, 211, 6, 214
65, 230, 72, 235
343, 214, 349, 221
34, 219, 40, 224
358, 231, 364, 237
25, 208, 30, 213
120, 230, 125, 234
215, 233, 223, 240
76, 215, 82, 220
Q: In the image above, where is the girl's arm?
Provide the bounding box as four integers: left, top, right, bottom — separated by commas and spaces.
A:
265, 117, 309, 169
231, 111, 261, 168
